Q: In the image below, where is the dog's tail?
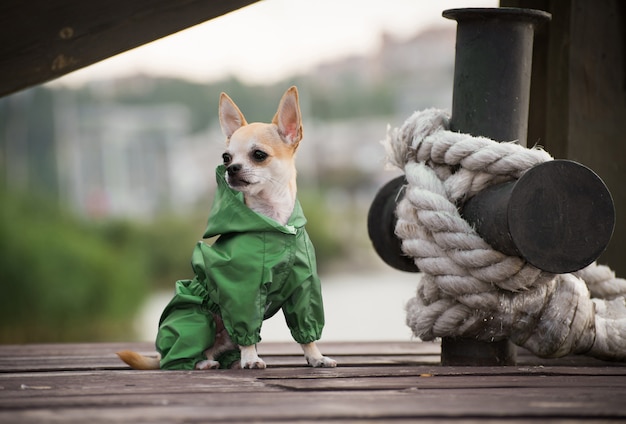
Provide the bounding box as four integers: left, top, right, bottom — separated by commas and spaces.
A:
117, 350, 161, 370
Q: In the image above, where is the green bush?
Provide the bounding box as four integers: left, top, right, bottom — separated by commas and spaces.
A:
298, 189, 346, 273
99, 212, 208, 290
0, 189, 148, 343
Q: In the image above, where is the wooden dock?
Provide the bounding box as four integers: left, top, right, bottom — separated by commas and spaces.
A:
1, 341, 625, 423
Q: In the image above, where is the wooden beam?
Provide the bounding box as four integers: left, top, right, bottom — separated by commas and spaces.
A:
502, 0, 626, 276
565, 0, 626, 275
0, 0, 259, 97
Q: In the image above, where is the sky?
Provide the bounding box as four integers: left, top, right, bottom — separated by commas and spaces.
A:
55, 0, 498, 86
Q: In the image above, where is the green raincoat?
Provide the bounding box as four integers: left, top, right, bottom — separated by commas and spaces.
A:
155, 165, 325, 370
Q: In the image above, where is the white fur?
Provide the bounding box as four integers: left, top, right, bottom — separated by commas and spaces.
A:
301, 342, 338, 367
222, 124, 297, 225
195, 313, 238, 370
239, 344, 266, 369
216, 87, 336, 369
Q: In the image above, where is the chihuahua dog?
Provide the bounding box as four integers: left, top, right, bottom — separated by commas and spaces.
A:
118, 86, 336, 370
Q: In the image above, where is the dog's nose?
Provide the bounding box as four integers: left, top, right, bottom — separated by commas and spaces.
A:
227, 164, 242, 176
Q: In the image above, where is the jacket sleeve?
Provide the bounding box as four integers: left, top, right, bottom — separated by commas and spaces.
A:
195, 235, 267, 347
282, 230, 325, 344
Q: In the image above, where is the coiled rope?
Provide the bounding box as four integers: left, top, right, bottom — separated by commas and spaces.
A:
384, 108, 626, 361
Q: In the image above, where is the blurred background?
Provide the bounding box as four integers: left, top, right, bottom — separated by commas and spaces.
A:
0, 0, 496, 344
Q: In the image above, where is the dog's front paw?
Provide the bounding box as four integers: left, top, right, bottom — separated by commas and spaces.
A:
241, 358, 266, 369
307, 355, 337, 368
239, 344, 266, 369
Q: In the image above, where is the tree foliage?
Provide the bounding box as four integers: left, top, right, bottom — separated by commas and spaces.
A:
0, 188, 148, 342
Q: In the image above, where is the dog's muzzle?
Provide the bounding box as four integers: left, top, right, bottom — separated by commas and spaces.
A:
226, 164, 251, 187
227, 164, 242, 176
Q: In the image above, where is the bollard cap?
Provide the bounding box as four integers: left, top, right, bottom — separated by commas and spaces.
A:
509, 160, 615, 273
443, 7, 552, 25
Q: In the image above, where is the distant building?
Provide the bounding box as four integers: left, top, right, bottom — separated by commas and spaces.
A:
1, 27, 457, 220
55, 102, 194, 218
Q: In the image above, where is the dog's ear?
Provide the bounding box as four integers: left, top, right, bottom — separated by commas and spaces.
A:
219, 92, 247, 139
273, 86, 303, 147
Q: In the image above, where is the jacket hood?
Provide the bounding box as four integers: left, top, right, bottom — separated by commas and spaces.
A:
203, 165, 307, 238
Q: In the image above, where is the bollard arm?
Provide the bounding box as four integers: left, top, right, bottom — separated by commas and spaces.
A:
367, 176, 419, 273
461, 160, 615, 274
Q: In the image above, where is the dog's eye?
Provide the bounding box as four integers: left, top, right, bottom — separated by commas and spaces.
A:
252, 150, 268, 162
222, 153, 232, 164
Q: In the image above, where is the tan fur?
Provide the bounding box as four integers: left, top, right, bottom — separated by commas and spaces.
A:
117, 87, 336, 371
220, 87, 302, 225
116, 350, 160, 370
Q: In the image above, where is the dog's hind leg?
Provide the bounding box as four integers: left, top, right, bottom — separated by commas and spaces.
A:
195, 313, 238, 370
301, 342, 337, 367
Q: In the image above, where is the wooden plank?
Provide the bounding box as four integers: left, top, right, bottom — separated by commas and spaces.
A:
263, 374, 626, 391
0, 371, 275, 401
2, 384, 625, 422
258, 365, 626, 380
0, 342, 443, 372
1, 342, 625, 423
0, 354, 442, 373
257, 340, 441, 356
2, 342, 624, 372
0, 341, 439, 357
0, 0, 259, 97
0, 342, 150, 357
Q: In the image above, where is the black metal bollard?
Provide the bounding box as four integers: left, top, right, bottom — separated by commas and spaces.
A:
368, 7, 613, 365
444, 8, 549, 144
448, 8, 613, 273
442, 7, 552, 366
368, 8, 555, 277
369, 8, 615, 277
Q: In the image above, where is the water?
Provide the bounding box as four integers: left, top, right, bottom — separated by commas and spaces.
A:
135, 270, 421, 342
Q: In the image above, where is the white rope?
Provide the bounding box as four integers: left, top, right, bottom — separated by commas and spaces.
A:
385, 108, 626, 361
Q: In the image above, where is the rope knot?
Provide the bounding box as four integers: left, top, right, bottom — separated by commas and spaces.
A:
385, 109, 626, 361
